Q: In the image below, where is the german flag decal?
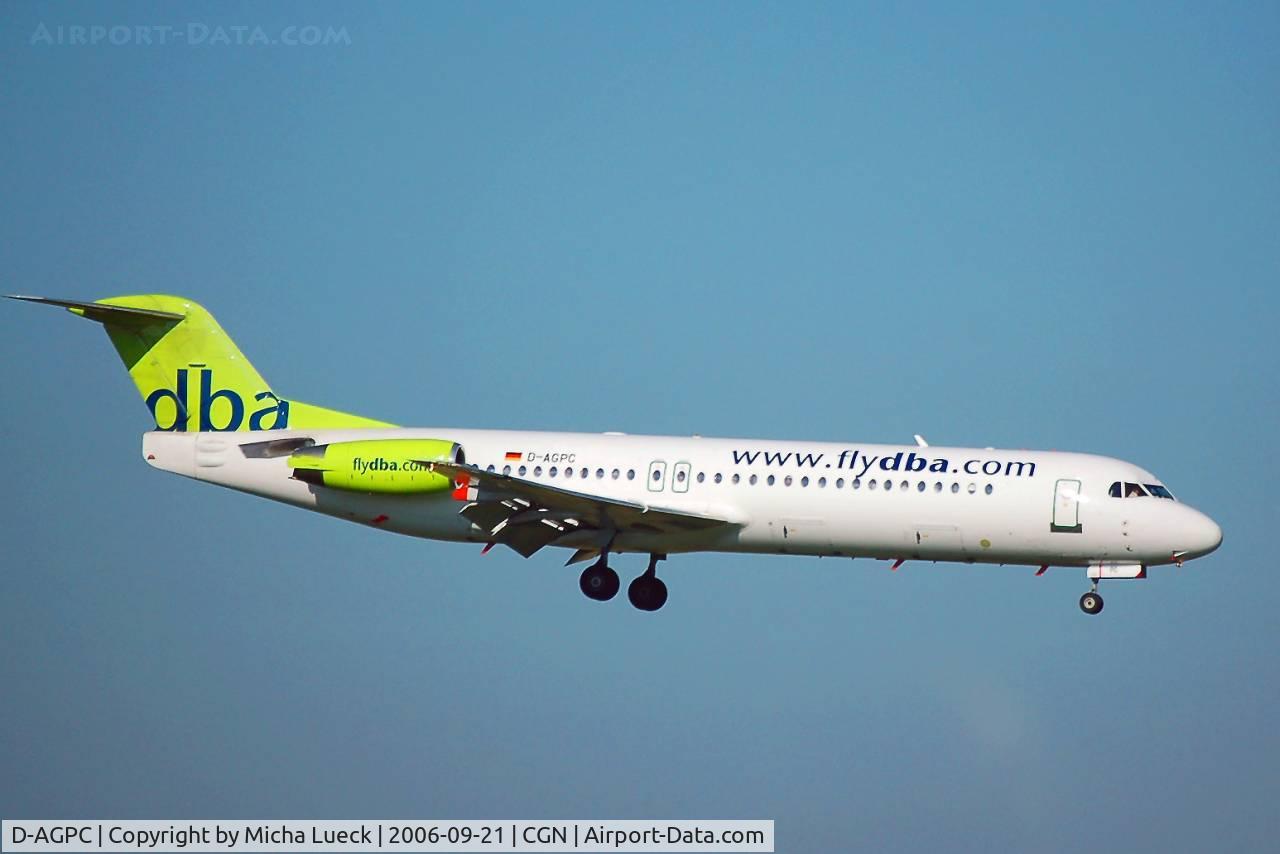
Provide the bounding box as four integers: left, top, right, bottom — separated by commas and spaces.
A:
504, 451, 522, 461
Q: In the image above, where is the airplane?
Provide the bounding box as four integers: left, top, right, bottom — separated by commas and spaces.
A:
8, 294, 1222, 615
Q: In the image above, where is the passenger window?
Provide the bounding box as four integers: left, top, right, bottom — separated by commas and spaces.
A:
750, 474, 758, 485
732, 473, 740, 484
611, 468, 620, 480
503, 465, 511, 475
934, 482, 942, 492
901, 480, 909, 491
534, 466, 543, 477
801, 476, 809, 487
627, 469, 635, 480
550, 466, 558, 477
985, 484, 994, 495
951, 483, 959, 493
784, 476, 792, 487
486, 464, 495, 472
852, 478, 861, 489
519, 465, 527, 476
596, 468, 604, 479
562, 467, 570, 478
697, 472, 705, 483
835, 478, 843, 489
714, 473, 723, 484
917, 481, 925, 492
884, 480, 892, 491
767, 475, 775, 486
968, 483, 977, 494
869, 479, 878, 490
818, 477, 827, 487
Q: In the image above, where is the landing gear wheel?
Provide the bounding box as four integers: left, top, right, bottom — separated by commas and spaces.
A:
1079, 592, 1104, 615
579, 563, 620, 601
628, 575, 668, 611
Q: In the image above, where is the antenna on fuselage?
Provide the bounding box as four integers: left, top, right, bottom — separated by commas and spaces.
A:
913, 434, 929, 447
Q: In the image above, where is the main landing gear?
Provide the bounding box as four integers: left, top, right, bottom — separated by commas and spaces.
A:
579, 558, 620, 602
627, 554, 669, 612
578, 553, 668, 611
1079, 582, 1104, 615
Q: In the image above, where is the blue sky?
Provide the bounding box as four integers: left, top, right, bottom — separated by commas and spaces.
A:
1, 2, 1277, 851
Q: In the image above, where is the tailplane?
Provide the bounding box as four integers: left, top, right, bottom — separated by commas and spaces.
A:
8, 294, 393, 431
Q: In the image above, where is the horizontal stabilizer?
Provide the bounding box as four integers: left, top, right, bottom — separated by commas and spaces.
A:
6, 295, 185, 326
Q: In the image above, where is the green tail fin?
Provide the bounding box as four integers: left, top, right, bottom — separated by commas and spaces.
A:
8, 294, 393, 432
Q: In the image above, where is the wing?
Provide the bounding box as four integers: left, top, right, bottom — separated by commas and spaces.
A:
420, 459, 739, 560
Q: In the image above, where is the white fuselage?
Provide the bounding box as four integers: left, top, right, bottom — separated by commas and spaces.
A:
142, 428, 1222, 571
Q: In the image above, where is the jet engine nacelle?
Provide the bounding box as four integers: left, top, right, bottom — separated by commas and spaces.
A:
287, 438, 463, 494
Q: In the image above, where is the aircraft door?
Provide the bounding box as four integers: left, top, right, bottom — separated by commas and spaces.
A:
1051, 478, 1083, 533
647, 460, 667, 492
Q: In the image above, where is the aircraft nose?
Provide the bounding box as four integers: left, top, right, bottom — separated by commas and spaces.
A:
1183, 509, 1223, 560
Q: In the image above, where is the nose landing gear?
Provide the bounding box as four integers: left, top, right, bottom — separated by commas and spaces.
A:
1079, 582, 1104, 615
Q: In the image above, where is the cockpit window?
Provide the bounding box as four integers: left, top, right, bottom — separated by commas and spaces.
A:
1109, 481, 1152, 498
1144, 484, 1175, 500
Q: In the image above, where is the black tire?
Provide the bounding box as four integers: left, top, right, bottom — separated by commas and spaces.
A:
628, 575, 669, 611
1079, 592, 1104, 615
579, 564, 620, 601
